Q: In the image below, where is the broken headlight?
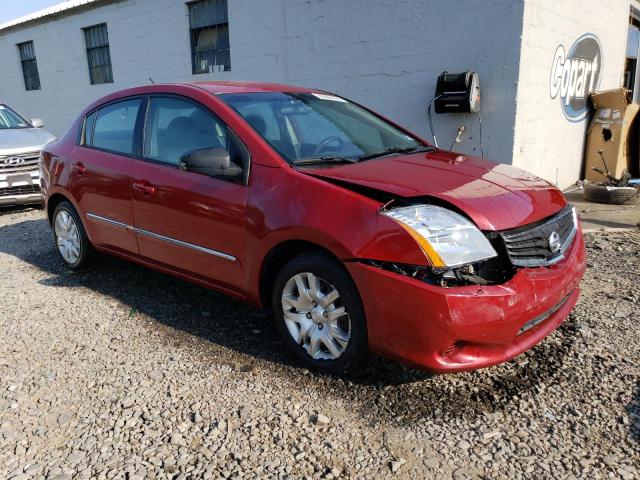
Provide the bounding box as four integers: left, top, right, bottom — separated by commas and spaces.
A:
381, 205, 498, 267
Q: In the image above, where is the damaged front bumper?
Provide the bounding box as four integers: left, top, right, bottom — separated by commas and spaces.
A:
346, 228, 587, 373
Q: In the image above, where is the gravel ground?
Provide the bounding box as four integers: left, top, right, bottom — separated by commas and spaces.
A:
0, 207, 638, 480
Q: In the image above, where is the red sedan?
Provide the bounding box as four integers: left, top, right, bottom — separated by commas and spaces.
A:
39, 82, 586, 374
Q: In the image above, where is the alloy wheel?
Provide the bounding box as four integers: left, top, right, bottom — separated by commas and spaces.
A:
281, 272, 351, 360
54, 210, 81, 264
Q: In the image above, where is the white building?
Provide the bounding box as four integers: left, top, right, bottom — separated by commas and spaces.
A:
0, 0, 638, 189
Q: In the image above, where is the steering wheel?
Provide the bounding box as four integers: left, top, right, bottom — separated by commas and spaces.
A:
313, 136, 344, 156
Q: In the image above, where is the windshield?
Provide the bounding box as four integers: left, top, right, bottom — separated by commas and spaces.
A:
0, 105, 31, 129
219, 92, 425, 163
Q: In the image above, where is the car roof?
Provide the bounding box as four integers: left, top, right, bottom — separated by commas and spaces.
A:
183, 81, 320, 94
79, 81, 328, 119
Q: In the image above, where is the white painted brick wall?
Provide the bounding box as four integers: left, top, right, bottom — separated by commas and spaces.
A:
512, 0, 637, 189
0, 0, 523, 165
230, 0, 525, 164
2, 0, 636, 187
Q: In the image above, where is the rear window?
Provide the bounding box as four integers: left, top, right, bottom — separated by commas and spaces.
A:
85, 98, 141, 155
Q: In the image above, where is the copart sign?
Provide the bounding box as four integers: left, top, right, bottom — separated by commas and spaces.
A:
549, 34, 602, 121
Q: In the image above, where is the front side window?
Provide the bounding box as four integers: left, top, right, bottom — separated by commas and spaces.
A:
188, 0, 230, 73
17, 41, 41, 91
83, 23, 113, 84
220, 92, 423, 163
0, 104, 31, 129
144, 97, 226, 165
144, 96, 248, 182
89, 99, 141, 155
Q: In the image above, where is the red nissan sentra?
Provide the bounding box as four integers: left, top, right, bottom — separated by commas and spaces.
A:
39, 82, 586, 374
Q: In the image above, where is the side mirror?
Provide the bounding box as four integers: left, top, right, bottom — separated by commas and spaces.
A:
179, 148, 243, 178
31, 118, 44, 128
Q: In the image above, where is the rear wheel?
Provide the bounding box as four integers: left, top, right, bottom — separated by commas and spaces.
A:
272, 251, 367, 373
52, 201, 93, 269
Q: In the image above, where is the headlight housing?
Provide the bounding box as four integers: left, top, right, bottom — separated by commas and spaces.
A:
381, 205, 498, 267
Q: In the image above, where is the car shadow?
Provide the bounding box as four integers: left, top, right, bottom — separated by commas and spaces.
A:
1, 217, 429, 380
0, 217, 580, 422
0, 204, 41, 216
628, 380, 640, 444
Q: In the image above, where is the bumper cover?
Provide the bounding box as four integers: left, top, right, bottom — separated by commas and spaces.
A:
0, 192, 42, 206
347, 230, 587, 373
0, 169, 41, 206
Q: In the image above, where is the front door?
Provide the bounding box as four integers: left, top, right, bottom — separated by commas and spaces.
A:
130, 95, 249, 293
71, 97, 142, 254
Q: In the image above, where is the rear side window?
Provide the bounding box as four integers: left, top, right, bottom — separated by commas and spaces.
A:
83, 111, 97, 145
89, 99, 141, 155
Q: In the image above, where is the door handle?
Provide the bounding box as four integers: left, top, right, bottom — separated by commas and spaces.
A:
71, 161, 86, 174
133, 180, 155, 196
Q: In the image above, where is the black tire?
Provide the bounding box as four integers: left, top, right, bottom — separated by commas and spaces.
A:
583, 182, 639, 205
52, 201, 94, 269
272, 251, 368, 374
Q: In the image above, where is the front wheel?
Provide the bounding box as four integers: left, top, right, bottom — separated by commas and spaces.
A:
52, 201, 93, 269
272, 251, 367, 373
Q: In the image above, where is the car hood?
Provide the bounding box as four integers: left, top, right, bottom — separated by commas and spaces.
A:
302, 150, 567, 231
0, 128, 56, 155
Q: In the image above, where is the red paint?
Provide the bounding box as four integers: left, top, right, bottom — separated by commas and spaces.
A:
304, 151, 567, 231
348, 228, 586, 372
40, 81, 586, 373
130, 159, 248, 293
71, 162, 86, 174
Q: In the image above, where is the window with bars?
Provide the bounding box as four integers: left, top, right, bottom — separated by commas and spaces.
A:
17, 41, 41, 91
188, 0, 230, 74
83, 23, 113, 85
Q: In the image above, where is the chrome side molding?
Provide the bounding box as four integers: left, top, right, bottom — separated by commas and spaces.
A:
86, 212, 237, 262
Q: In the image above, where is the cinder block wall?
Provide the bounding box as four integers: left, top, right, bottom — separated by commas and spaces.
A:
512, 0, 634, 189
0, 0, 202, 137
0, 0, 524, 165
229, 0, 525, 164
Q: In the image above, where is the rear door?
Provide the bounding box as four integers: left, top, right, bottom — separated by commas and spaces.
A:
130, 95, 249, 293
71, 97, 143, 254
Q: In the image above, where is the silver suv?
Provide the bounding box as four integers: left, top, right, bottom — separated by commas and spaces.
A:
0, 103, 56, 206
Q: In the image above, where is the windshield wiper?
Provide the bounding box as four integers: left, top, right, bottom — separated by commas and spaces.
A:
358, 145, 434, 161
291, 156, 358, 166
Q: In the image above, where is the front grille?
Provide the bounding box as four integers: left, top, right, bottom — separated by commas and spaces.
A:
0, 185, 40, 196
0, 151, 40, 174
500, 206, 577, 267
